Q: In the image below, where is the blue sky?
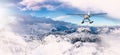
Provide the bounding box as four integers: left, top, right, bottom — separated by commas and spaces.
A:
8, 0, 120, 26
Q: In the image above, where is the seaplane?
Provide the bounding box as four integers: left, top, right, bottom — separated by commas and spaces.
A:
67, 11, 107, 24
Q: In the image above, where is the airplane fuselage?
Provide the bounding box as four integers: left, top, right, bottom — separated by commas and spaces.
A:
84, 15, 90, 19
81, 14, 93, 24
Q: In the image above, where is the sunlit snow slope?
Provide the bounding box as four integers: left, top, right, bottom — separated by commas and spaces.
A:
1, 15, 120, 55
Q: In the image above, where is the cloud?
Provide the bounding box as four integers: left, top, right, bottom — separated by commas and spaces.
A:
27, 27, 120, 55
0, 1, 27, 55
19, 0, 56, 11
20, 0, 44, 6
58, 0, 120, 19
0, 1, 16, 29
54, 16, 69, 21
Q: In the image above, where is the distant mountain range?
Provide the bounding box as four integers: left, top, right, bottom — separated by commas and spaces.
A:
10, 15, 120, 42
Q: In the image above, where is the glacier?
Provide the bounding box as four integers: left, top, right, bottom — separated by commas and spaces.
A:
0, 15, 120, 55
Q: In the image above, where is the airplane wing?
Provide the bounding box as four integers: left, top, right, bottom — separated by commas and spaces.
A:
90, 13, 107, 16
67, 13, 107, 16
66, 14, 86, 16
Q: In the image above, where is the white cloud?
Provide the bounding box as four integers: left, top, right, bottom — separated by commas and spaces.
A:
27, 27, 120, 55
0, 2, 16, 29
59, 0, 120, 19
19, 0, 44, 10
20, 0, 44, 6
0, 1, 27, 55
43, 5, 56, 11
54, 16, 69, 21
19, 0, 56, 11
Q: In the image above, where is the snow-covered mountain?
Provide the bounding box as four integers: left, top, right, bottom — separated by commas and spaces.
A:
10, 15, 77, 41
1, 15, 120, 55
